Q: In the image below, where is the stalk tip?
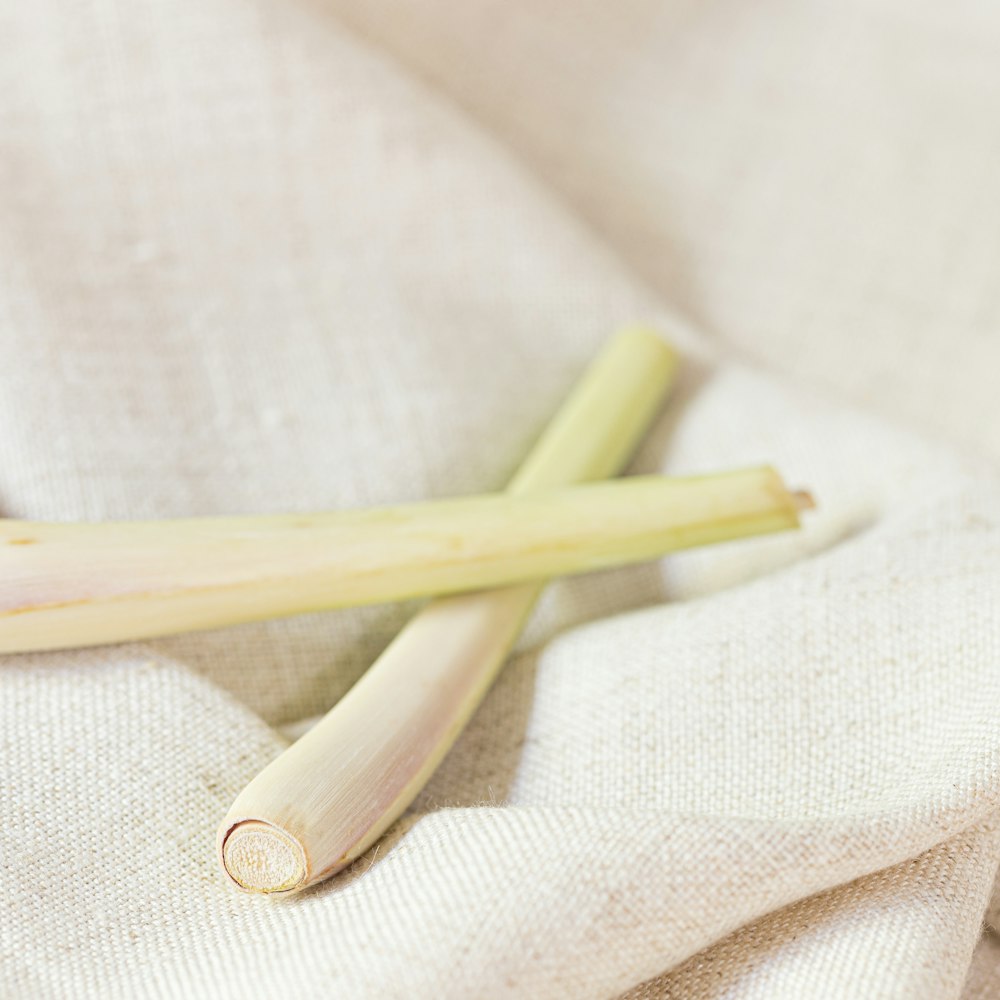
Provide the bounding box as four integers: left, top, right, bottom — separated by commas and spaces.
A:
792, 489, 816, 512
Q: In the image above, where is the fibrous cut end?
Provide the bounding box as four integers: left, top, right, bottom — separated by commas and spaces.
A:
221, 820, 307, 894
792, 489, 817, 512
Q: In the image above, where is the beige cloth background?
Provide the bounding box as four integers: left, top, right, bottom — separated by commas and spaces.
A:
2, 2, 1000, 997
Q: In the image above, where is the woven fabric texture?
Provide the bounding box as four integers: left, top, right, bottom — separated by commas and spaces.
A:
2, 2, 1000, 997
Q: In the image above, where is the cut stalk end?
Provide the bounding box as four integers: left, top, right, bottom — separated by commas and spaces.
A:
792, 489, 817, 512
220, 820, 307, 894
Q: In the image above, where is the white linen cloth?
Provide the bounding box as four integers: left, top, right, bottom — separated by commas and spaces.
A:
2, 2, 1000, 997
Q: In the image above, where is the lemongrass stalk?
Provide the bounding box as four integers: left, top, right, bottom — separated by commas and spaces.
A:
216, 332, 808, 894
218, 327, 677, 895
0, 468, 807, 655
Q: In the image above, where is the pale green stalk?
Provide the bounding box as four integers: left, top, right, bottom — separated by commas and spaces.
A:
217, 330, 808, 895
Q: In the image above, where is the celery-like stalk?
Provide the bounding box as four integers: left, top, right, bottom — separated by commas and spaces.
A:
0, 467, 806, 655
216, 330, 811, 894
